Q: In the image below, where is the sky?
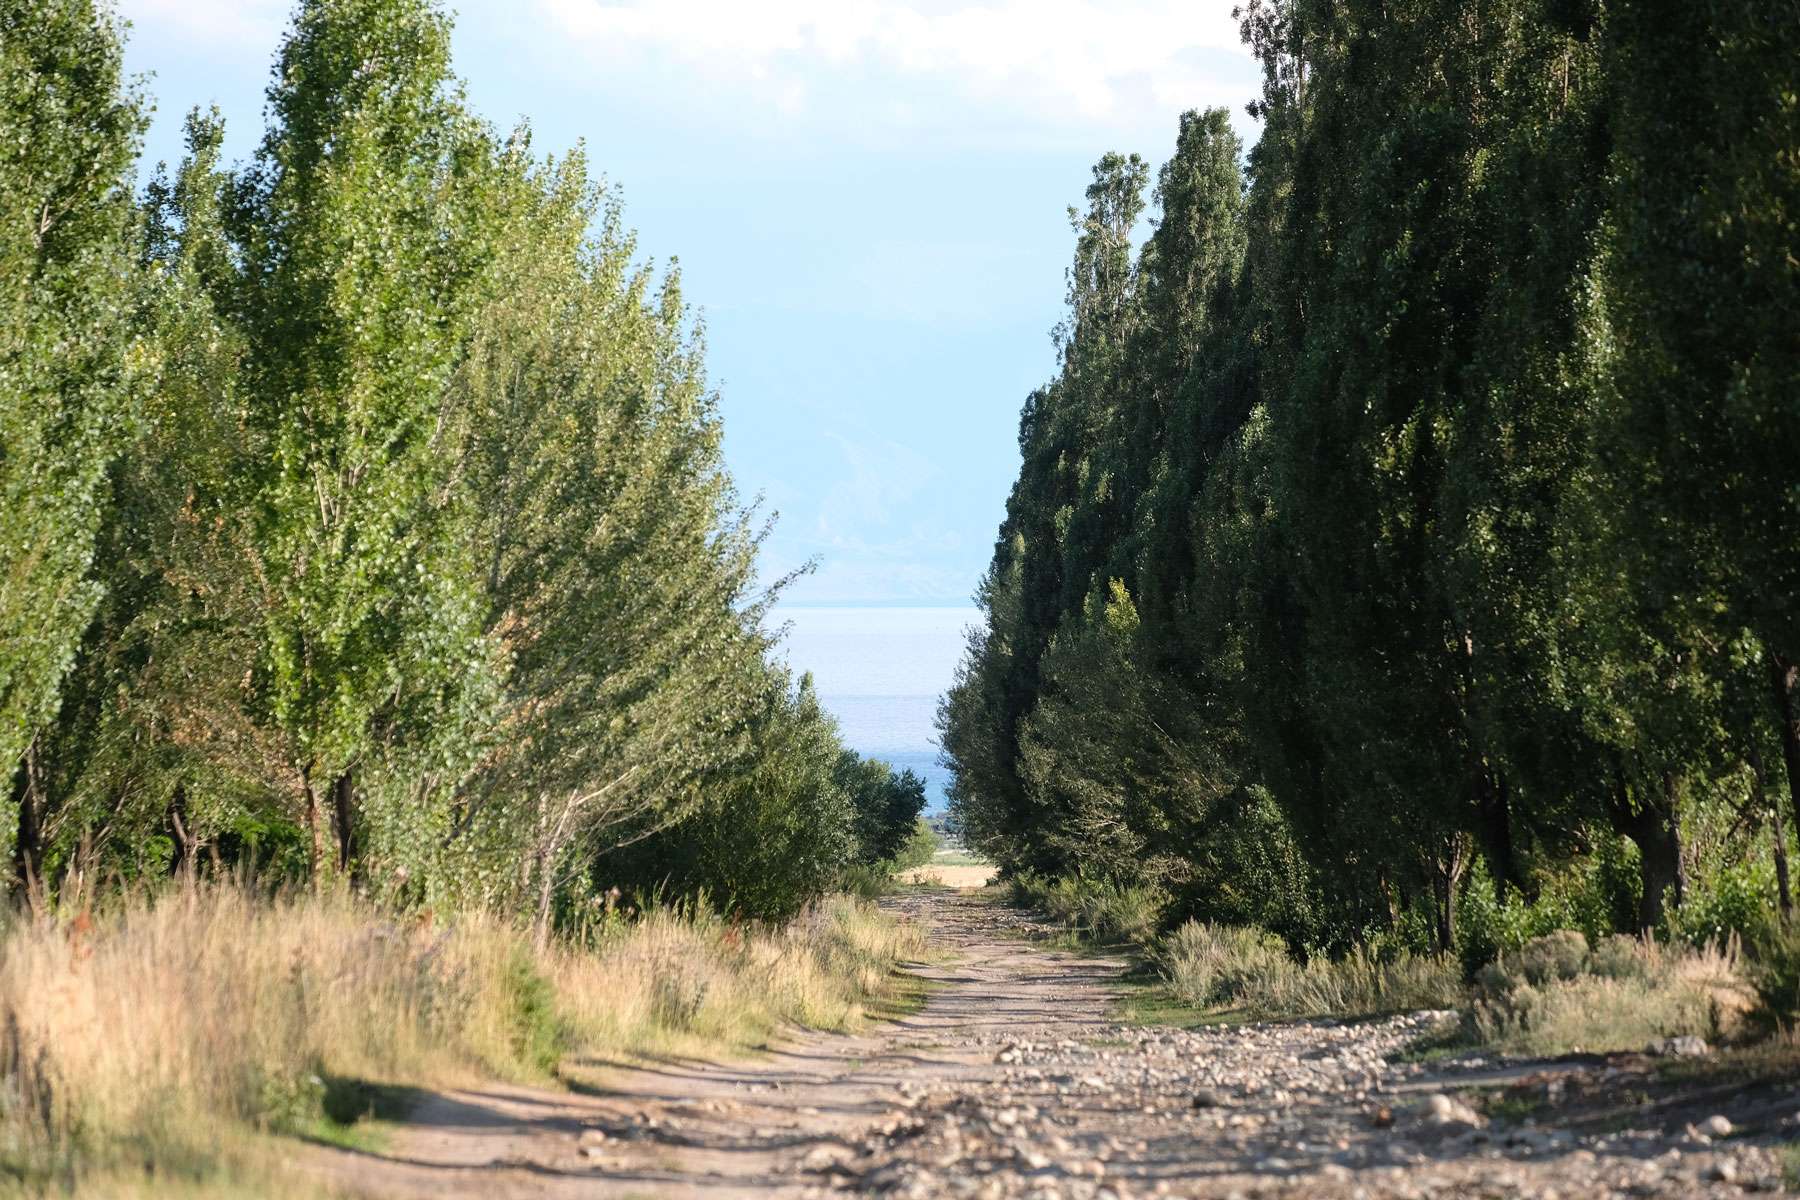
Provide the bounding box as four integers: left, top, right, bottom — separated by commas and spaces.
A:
114, 0, 1262, 767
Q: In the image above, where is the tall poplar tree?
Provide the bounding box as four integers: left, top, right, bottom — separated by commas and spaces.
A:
0, 0, 143, 870
230, 0, 505, 878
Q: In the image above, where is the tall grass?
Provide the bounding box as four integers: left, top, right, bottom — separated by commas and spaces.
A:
1153, 920, 1463, 1018
1471, 930, 1753, 1056
1010, 873, 1163, 945
0, 885, 926, 1189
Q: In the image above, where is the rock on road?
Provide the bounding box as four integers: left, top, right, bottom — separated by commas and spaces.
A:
311, 887, 1791, 1199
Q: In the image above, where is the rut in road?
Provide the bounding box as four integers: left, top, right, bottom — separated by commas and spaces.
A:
310, 887, 1790, 1199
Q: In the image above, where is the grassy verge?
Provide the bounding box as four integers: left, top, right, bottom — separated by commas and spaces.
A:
1468, 931, 1754, 1056
1145, 919, 1463, 1020
0, 885, 926, 1195
1008, 873, 1162, 947
1134, 917, 1755, 1058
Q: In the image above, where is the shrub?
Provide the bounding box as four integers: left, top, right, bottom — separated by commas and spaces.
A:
1011, 874, 1164, 944
1457, 842, 1642, 975
1475, 930, 1590, 993
1748, 920, 1800, 1024
838, 863, 892, 900
1472, 934, 1752, 1056
1154, 919, 1463, 1018
1153, 921, 1288, 1007
0, 885, 926, 1185
887, 818, 940, 873
1667, 856, 1784, 949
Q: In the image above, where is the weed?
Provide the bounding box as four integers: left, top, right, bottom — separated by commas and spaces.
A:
0, 885, 926, 1191
1010, 874, 1164, 945
838, 864, 892, 900
1783, 1143, 1800, 1192
1149, 920, 1463, 1019
1472, 933, 1753, 1056
1476, 1091, 1547, 1126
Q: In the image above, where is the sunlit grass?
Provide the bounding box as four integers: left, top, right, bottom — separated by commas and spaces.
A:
0, 885, 926, 1194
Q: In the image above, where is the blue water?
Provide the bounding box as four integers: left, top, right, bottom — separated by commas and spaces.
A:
818, 693, 951, 813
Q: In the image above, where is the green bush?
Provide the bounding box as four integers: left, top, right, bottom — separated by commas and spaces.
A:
1457, 843, 1642, 976
1152, 919, 1463, 1018
1749, 921, 1800, 1024
1473, 934, 1750, 1056
503, 949, 569, 1074
837, 754, 930, 866
887, 818, 939, 873
1153, 921, 1289, 1007
594, 677, 857, 920
1475, 930, 1590, 993
1011, 874, 1164, 944
1667, 856, 1784, 949
838, 863, 891, 900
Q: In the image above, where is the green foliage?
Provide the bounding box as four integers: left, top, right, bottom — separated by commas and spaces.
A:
1154, 920, 1289, 1008
1009, 872, 1165, 945
837, 864, 891, 901
1471, 935, 1747, 1057
888, 818, 939, 873
0, 0, 145, 826
3, 0, 867, 930
1749, 921, 1800, 1027
1153, 919, 1463, 1019
501, 948, 569, 1075
943, 0, 1800, 961
594, 675, 858, 921
836, 752, 928, 868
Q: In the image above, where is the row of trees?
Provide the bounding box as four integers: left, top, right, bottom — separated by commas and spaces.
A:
1, 0, 922, 926
942, 0, 1799, 956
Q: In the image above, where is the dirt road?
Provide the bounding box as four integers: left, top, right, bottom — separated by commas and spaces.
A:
313, 888, 1794, 1198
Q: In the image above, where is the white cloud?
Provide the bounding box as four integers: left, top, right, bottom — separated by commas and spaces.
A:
524, 0, 1249, 134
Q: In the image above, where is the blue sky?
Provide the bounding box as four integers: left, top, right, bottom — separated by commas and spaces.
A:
115, 0, 1261, 743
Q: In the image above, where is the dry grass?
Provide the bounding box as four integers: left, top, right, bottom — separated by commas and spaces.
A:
1011, 874, 1164, 945
554, 893, 930, 1061
1153, 920, 1464, 1019
1471, 931, 1754, 1056
894, 865, 995, 888
0, 885, 926, 1193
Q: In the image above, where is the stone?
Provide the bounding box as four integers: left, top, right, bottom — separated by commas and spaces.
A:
800, 1145, 853, 1173
1701, 1160, 1737, 1183
1701, 1114, 1732, 1139
1191, 1089, 1224, 1108
1411, 1093, 1484, 1142
1646, 1035, 1709, 1057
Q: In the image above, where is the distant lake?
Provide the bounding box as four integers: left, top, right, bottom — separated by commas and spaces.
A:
776, 607, 978, 817
818, 692, 951, 813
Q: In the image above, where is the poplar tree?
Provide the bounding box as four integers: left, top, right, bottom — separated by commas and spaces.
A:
229, 0, 505, 880
0, 0, 143, 871
445, 143, 775, 929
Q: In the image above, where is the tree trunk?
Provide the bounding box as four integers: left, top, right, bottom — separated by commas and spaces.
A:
168, 784, 198, 880
1475, 768, 1524, 899
331, 769, 356, 875
532, 789, 582, 954
11, 734, 44, 900
1750, 730, 1794, 918
1770, 650, 1800, 906
1430, 836, 1470, 956
303, 762, 322, 893
1608, 770, 1686, 932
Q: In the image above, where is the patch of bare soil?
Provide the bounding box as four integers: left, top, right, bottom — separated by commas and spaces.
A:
895, 865, 997, 887
306, 889, 1796, 1198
